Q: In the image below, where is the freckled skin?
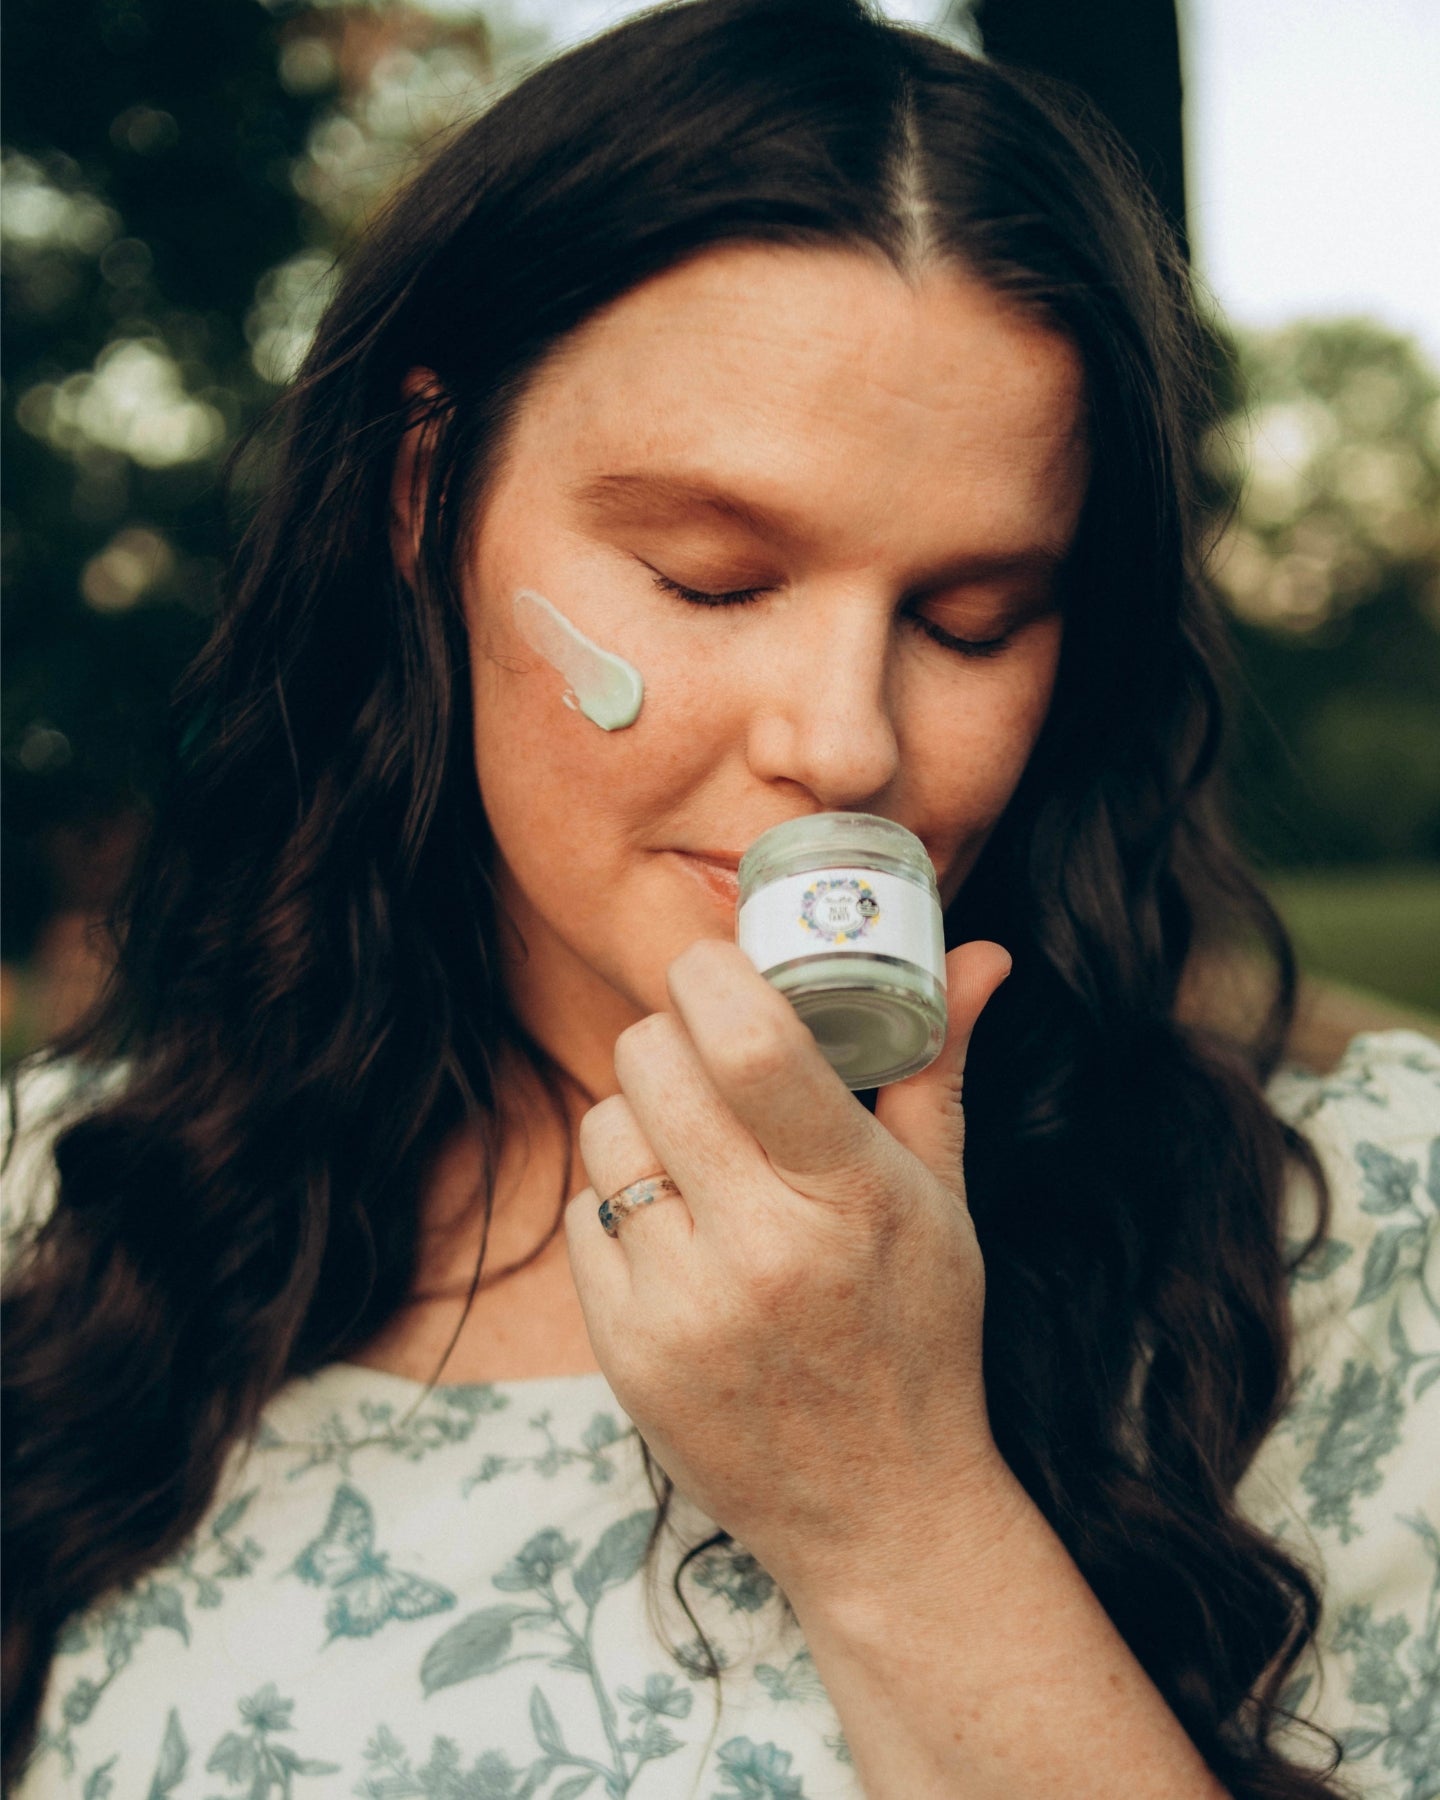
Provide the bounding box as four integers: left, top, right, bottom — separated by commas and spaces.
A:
462, 242, 1088, 1103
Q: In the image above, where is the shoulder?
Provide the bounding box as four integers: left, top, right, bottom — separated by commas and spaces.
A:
1, 1056, 126, 1259
1267, 1026, 1439, 1148
1242, 1031, 1440, 1795
1266, 1028, 1439, 1320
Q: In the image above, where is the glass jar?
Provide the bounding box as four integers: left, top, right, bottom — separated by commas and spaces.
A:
736, 812, 947, 1089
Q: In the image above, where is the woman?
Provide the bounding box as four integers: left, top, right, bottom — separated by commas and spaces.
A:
4, 1, 1437, 1794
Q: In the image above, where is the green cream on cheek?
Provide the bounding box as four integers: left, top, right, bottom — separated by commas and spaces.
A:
511, 587, 644, 731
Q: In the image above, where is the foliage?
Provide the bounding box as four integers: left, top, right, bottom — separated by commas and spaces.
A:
1206, 319, 1440, 868
2, 2, 1437, 1031
0, 0, 547, 971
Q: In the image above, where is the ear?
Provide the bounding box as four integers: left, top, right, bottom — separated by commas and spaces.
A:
389, 367, 448, 590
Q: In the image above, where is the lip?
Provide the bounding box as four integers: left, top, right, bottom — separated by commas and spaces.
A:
670, 850, 742, 909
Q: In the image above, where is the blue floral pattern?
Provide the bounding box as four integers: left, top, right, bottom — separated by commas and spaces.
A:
1241, 1030, 1440, 1798
6, 1030, 1438, 1798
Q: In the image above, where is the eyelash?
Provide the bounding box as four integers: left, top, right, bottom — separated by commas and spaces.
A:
647, 570, 1014, 660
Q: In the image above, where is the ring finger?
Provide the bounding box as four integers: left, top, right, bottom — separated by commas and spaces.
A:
577, 1092, 695, 1256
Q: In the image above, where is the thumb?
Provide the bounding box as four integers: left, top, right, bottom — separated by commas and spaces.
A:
873, 939, 1011, 1193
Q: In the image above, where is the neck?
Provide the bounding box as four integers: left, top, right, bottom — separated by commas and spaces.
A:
349, 880, 641, 1383
347, 1048, 602, 1384
492, 865, 645, 1110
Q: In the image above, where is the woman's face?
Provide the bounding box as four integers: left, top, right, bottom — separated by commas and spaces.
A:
454, 242, 1088, 1051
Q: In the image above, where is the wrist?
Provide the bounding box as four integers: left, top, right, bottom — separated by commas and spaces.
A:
779, 1446, 1037, 1643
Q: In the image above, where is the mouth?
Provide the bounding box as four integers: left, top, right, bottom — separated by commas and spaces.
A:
669, 850, 742, 911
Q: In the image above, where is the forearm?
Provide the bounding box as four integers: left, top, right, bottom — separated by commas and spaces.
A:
786, 1460, 1228, 1800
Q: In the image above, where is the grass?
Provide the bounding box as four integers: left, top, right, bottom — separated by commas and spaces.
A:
1265, 863, 1440, 1022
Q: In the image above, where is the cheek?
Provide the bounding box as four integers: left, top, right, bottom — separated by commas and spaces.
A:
910, 620, 1062, 861
466, 600, 740, 876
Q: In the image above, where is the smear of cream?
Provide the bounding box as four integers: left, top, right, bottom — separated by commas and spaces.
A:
511, 587, 644, 731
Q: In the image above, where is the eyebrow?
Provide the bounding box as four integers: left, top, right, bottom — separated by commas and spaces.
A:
568, 471, 798, 542
566, 469, 1071, 593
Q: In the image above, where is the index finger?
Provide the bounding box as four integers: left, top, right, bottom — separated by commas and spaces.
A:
664, 938, 886, 1197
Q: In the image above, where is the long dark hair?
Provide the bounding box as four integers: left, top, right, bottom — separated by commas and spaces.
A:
4, 1, 1338, 1791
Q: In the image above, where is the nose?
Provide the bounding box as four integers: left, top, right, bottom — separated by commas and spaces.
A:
744, 592, 900, 808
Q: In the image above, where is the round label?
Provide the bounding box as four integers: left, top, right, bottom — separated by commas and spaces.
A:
799, 875, 881, 945
738, 865, 945, 985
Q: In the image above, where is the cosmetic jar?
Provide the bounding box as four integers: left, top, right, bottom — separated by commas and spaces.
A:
736, 812, 947, 1089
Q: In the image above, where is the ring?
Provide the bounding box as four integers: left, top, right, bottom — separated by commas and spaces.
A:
598, 1175, 683, 1237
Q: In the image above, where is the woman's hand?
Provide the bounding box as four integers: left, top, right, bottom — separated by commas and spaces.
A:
564, 935, 1015, 1608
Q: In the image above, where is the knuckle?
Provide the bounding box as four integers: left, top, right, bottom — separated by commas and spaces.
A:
737, 1234, 808, 1312
577, 1092, 635, 1162
612, 1011, 678, 1084
708, 1007, 796, 1091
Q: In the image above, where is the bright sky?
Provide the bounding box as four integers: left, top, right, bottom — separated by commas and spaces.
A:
1184, 0, 1440, 366
478, 0, 1440, 369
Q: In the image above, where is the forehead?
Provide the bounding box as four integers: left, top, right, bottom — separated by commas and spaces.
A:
514, 242, 1089, 562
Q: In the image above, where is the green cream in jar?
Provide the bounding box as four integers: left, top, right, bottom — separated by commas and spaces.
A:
736, 812, 947, 1089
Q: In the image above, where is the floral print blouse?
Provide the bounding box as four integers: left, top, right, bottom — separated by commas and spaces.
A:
4, 1029, 1438, 1800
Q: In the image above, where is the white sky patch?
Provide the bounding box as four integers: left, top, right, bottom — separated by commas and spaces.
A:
395, 1, 1440, 369
1185, 0, 1440, 365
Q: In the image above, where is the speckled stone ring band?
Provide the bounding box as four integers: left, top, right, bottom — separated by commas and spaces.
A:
598, 1175, 683, 1238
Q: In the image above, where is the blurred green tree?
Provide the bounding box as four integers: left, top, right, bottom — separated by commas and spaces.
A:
1207, 320, 1440, 869
3, 0, 326, 979
0, 0, 546, 1057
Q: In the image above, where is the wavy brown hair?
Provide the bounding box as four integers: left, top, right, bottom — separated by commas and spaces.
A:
4, 1, 1340, 1791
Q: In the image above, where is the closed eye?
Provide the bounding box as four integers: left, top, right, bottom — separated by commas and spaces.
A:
907, 615, 1014, 659
648, 570, 773, 607
648, 568, 1017, 661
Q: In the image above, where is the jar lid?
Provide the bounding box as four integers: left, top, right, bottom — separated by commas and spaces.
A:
738, 811, 938, 896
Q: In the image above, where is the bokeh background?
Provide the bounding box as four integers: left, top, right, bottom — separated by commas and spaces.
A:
3, 0, 1438, 1065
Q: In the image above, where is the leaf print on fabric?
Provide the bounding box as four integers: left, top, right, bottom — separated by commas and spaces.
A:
1326, 1515, 1440, 1800
822, 1733, 853, 1769
710, 1737, 808, 1799
1355, 1143, 1423, 1215
81, 1759, 116, 1800
1354, 1222, 1429, 1309
291, 1484, 455, 1641
267, 1386, 510, 1480
414, 1509, 689, 1796
675, 1637, 734, 1679
492, 1528, 580, 1594
615, 1676, 692, 1765
1291, 1360, 1406, 1543
1270, 1034, 1431, 1127
358, 1729, 531, 1799
754, 1654, 849, 1766
1279, 1068, 1392, 1128
1288, 1237, 1353, 1284
572, 1511, 655, 1606
147, 1709, 187, 1798
691, 1545, 776, 1615
1349, 1137, 1436, 1314
529, 1688, 566, 1758
462, 1409, 634, 1494
1279, 1125, 1440, 1541
617, 1674, 694, 1724
420, 1605, 546, 1698
551, 1777, 600, 1800
33, 1488, 262, 1777
203, 1684, 339, 1798
174, 1487, 264, 1608
755, 1650, 828, 1706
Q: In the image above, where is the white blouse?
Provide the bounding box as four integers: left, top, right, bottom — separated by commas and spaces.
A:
5, 1029, 1438, 1799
